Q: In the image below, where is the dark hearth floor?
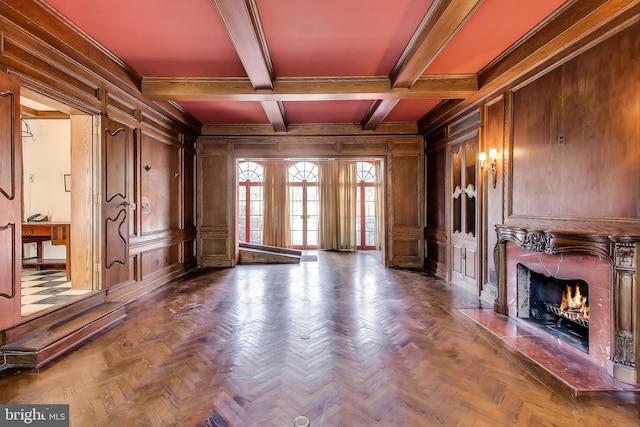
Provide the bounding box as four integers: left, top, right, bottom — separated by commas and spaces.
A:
456, 307, 640, 397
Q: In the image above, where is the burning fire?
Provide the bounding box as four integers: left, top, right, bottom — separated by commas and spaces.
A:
560, 283, 589, 319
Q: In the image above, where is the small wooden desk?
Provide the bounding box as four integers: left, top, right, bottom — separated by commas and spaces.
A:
22, 222, 71, 280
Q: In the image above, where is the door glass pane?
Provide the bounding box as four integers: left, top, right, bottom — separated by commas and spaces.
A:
465, 194, 476, 237
356, 185, 362, 246
452, 146, 462, 192
306, 185, 318, 246
238, 185, 247, 242
464, 143, 476, 192
289, 186, 303, 246
453, 196, 461, 234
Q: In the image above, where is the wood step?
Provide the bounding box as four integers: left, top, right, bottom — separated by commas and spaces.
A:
3, 291, 107, 344
2, 302, 127, 369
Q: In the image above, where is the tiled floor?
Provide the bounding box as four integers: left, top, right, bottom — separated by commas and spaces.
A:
21, 269, 91, 317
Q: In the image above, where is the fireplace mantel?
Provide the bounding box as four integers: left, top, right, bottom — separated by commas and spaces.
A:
494, 224, 640, 385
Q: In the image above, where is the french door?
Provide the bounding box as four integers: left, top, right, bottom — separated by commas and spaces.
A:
356, 161, 377, 250
288, 162, 318, 249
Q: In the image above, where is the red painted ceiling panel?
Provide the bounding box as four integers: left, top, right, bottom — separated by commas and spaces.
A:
40, 0, 575, 128
44, 0, 246, 77
383, 99, 442, 123
424, 0, 568, 74
284, 101, 371, 124
258, 0, 433, 77
179, 101, 268, 125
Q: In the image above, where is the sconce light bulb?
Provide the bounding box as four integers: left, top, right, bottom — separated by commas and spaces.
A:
489, 148, 498, 160
479, 152, 487, 162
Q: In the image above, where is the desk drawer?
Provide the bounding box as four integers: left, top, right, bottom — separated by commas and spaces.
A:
23, 224, 51, 237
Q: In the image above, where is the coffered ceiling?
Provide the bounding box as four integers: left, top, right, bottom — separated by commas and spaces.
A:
40, 0, 583, 132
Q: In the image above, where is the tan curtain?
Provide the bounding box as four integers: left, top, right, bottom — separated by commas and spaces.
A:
263, 161, 290, 247
375, 161, 384, 250
318, 160, 357, 250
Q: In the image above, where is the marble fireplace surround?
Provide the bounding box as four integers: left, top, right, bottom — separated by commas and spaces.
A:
494, 224, 640, 386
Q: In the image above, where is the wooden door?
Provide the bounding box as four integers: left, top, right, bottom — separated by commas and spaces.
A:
0, 72, 22, 329
102, 117, 134, 290
449, 134, 478, 293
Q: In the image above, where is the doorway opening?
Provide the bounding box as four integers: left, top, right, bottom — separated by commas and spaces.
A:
20, 90, 99, 317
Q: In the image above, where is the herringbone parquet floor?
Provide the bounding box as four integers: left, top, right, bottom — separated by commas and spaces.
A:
0, 251, 638, 426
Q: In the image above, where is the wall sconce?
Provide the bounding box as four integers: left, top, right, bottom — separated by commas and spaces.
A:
479, 148, 497, 188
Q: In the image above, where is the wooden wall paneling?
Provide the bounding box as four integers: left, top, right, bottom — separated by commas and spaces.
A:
202, 123, 419, 137
425, 138, 447, 278
387, 147, 424, 269
480, 96, 505, 302
140, 244, 180, 279
0, 2, 200, 337
1, 34, 100, 106
140, 132, 181, 235
211, 135, 396, 159
198, 144, 233, 267
0, 72, 21, 330
510, 21, 640, 222
183, 136, 196, 230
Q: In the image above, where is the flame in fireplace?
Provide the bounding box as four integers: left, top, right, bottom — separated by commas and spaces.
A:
560, 283, 589, 319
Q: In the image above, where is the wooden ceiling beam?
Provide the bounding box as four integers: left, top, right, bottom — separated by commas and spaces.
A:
261, 101, 288, 132
363, 0, 481, 130
141, 74, 477, 102
213, 0, 288, 131
390, 0, 483, 88
361, 99, 399, 130
212, 0, 273, 89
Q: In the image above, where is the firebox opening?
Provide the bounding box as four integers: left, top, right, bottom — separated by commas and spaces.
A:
517, 263, 589, 354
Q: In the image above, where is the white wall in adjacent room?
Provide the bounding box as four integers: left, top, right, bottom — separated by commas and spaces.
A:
22, 118, 71, 259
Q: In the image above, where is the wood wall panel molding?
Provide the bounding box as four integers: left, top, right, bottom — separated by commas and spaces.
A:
202, 122, 419, 136
2, 35, 100, 101
507, 24, 640, 222
142, 75, 477, 102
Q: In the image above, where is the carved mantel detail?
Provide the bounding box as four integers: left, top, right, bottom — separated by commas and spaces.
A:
522, 230, 553, 254
494, 224, 640, 386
